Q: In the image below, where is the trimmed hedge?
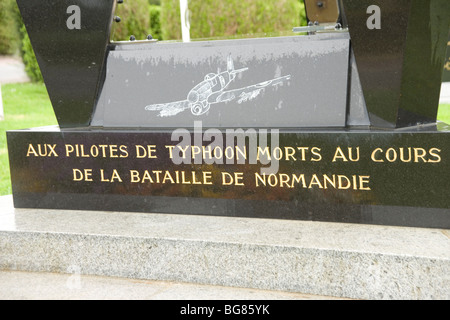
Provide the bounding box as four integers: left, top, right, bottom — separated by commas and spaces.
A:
112, 1, 163, 41
149, 5, 163, 40
0, 0, 42, 82
161, 0, 306, 40
161, 0, 181, 40
10, 0, 43, 83
0, 0, 19, 55
112, 0, 150, 41
20, 25, 43, 83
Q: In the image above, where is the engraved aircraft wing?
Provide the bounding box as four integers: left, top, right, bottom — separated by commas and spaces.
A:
145, 100, 191, 117
211, 75, 291, 105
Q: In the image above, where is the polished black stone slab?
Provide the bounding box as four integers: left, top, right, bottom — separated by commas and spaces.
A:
7, 126, 450, 229
16, 0, 116, 128
343, 0, 450, 128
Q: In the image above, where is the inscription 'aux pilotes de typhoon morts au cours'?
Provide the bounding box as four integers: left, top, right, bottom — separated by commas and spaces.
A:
145, 56, 291, 117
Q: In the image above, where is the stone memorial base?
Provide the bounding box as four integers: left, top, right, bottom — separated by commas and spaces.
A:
1, 195, 448, 300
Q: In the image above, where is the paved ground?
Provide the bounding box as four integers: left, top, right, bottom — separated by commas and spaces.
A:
0, 55, 29, 119
0, 55, 29, 84
440, 82, 450, 104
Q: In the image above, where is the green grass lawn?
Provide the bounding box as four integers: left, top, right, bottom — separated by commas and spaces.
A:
438, 104, 450, 123
0, 83, 449, 196
0, 83, 57, 195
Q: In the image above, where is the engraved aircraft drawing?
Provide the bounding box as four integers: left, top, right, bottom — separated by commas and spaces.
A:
145, 56, 291, 117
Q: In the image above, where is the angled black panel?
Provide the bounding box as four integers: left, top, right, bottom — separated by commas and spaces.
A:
343, 0, 449, 128
16, 0, 116, 128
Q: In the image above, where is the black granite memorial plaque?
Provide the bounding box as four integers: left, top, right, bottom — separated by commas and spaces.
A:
7, 0, 450, 229
7, 125, 450, 228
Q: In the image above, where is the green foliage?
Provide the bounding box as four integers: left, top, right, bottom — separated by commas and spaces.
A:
111, 0, 163, 41
149, 5, 163, 40
0, 0, 43, 82
299, 0, 306, 28
112, 0, 151, 41
19, 25, 43, 83
161, 0, 181, 40
160, 0, 306, 40
0, 0, 20, 55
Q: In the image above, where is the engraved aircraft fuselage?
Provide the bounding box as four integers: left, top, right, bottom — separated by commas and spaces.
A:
187, 67, 247, 115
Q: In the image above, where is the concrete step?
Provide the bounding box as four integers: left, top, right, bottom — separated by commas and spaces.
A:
0, 195, 448, 300
0, 270, 340, 300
